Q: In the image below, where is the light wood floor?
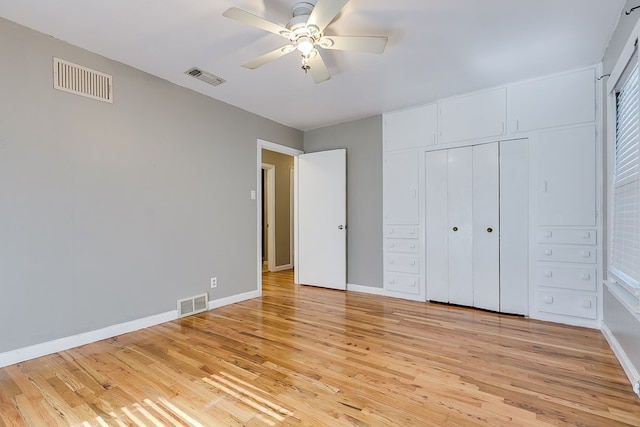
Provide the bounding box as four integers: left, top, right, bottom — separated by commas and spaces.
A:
1, 270, 639, 426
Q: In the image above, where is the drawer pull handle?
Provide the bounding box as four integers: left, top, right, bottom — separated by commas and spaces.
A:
543, 296, 554, 304
545, 249, 553, 256
453, 226, 459, 232
410, 280, 417, 287
581, 299, 592, 309
582, 250, 591, 257
545, 271, 553, 277
389, 243, 395, 248
389, 260, 395, 265
581, 273, 591, 280
389, 279, 395, 285
544, 231, 553, 238
582, 231, 591, 238
411, 244, 416, 249
389, 229, 394, 234
410, 229, 416, 235
410, 260, 416, 266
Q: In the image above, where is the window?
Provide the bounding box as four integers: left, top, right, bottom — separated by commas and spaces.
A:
610, 48, 640, 299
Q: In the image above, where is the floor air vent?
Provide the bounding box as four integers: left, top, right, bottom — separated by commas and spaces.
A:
185, 67, 226, 86
53, 57, 113, 103
177, 293, 209, 318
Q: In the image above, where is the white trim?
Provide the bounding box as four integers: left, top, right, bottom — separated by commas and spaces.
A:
347, 283, 387, 296
262, 163, 276, 272
273, 263, 294, 272
289, 168, 295, 267
0, 290, 261, 369
208, 290, 260, 310
602, 323, 640, 397
0, 310, 177, 368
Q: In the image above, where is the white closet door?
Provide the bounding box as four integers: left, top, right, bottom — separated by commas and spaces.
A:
472, 143, 500, 311
425, 150, 449, 302
448, 147, 474, 306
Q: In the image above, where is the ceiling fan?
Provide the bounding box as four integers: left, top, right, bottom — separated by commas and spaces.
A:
223, 0, 388, 83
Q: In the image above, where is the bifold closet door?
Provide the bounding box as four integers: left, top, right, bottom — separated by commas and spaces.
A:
447, 147, 474, 306
472, 143, 500, 311
425, 150, 449, 302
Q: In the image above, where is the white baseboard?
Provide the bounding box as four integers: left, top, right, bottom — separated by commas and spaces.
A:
602, 323, 640, 397
0, 290, 261, 369
208, 290, 261, 310
272, 264, 293, 272
347, 283, 387, 296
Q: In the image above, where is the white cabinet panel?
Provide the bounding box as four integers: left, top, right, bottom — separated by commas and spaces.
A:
447, 147, 474, 306
386, 273, 421, 295
385, 254, 420, 274
384, 104, 438, 150
385, 226, 419, 239
384, 150, 419, 225
537, 246, 597, 264
537, 229, 596, 245
538, 126, 596, 226
509, 69, 595, 133
439, 88, 506, 144
499, 139, 529, 315
385, 239, 419, 253
538, 265, 597, 292
472, 143, 500, 311
536, 291, 597, 319
425, 150, 449, 303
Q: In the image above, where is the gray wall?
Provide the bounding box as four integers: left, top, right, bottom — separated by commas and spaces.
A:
303, 115, 383, 288
601, 0, 640, 383
0, 17, 303, 353
261, 149, 294, 267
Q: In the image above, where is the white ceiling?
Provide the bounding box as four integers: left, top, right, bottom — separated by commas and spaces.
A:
0, 0, 626, 131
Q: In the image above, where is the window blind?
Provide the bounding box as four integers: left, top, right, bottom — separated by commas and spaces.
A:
612, 58, 640, 289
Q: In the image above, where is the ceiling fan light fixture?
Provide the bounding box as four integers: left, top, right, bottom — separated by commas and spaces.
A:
296, 36, 315, 54
318, 37, 334, 49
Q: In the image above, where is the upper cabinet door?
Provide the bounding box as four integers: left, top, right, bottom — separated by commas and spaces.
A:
538, 125, 596, 226
439, 88, 507, 144
509, 69, 595, 133
384, 104, 438, 150
384, 150, 420, 225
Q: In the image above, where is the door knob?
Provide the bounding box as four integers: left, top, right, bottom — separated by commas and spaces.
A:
487, 227, 493, 233
338, 225, 345, 230
452, 226, 458, 232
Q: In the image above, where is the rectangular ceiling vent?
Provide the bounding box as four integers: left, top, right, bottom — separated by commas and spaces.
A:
53, 57, 113, 103
185, 67, 226, 86
177, 293, 209, 318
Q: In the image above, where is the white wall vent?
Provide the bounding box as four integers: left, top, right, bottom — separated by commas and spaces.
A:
177, 293, 209, 318
185, 67, 226, 86
53, 57, 113, 103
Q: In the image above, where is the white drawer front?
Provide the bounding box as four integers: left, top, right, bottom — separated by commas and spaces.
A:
385, 273, 420, 295
536, 291, 597, 319
537, 229, 596, 245
385, 254, 420, 274
385, 239, 419, 253
537, 246, 597, 264
385, 226, 419, 239
538, 265, 597, 291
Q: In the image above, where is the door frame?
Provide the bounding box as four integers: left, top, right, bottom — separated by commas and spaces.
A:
261, 163, 276, 272
257, 139, 303, 294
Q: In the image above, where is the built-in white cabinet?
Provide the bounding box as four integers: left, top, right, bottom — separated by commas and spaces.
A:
509, 69, 595, 133
537, 126, 596, 226
384, 104, 438, 150
439, 88, 507, 144
425, 141, 528, 314
382, 65, 600, 327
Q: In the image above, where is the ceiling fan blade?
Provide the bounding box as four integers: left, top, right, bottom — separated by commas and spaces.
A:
322, 35, 388, 54
242, 46, 295, 69
308, 52, 331, 83
223, 7, 290, 37
307, 0, 349, 33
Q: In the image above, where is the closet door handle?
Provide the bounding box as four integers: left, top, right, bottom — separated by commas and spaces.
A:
487, 227, 493, 233
452, 226, 458, 232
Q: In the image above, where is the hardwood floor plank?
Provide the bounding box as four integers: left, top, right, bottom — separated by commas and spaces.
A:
1, 270, 639, 426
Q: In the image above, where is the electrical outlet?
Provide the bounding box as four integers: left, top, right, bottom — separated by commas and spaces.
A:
210, 277, 217, 288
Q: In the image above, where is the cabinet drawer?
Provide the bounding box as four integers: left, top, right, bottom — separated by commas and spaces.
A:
537, 229, 596, 245
385, 273, 420, 295
536, 291, 597, 319
385, 254, 420, 274
385, 239, 419, 253
537, 246, 596, 264
385, 226, 419, 239
538, 265, 597, 291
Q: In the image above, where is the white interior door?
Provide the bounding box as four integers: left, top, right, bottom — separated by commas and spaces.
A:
296, 149, 346, 290
472, 143, 500, 311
